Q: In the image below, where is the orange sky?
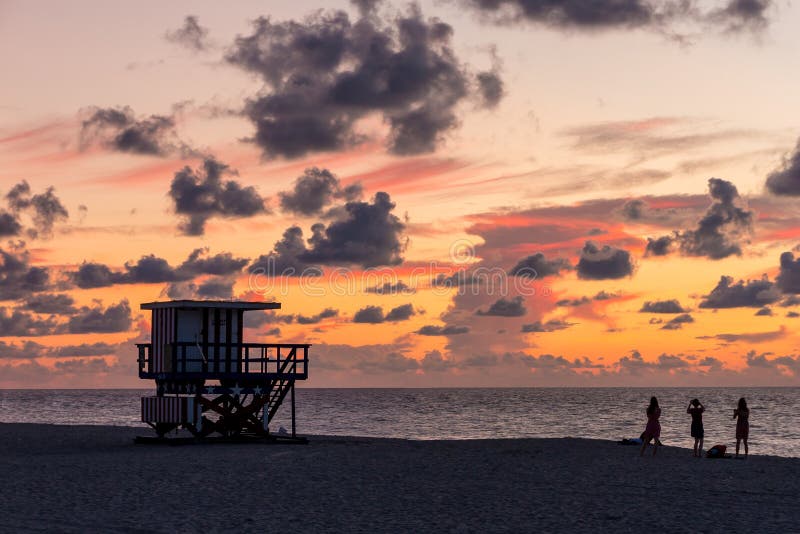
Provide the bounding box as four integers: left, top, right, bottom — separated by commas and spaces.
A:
1, 0, 800, 387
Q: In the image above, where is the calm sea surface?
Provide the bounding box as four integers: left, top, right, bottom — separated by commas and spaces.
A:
0, 388, 797, 458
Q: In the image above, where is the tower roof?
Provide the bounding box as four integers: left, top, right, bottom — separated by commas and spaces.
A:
140, 300, 281, 311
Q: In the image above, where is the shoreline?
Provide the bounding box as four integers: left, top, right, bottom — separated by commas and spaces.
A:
1, 423, 798, 532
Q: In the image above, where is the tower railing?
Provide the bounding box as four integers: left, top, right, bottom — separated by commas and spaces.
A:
137, 342, 309, 379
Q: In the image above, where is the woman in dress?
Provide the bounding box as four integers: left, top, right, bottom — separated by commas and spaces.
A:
640, 396, 661, 457
687, 398, 704, 457
734, 397, 749, 459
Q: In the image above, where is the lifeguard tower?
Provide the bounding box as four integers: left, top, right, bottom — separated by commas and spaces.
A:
135, 300, 309, 442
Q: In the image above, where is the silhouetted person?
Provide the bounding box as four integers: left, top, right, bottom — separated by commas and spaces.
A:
734, 397, 749, 459
687, 398, 704, 457
640, 396, 661, 457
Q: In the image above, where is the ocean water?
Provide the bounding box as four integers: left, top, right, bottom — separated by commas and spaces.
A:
0, 387, 798, 458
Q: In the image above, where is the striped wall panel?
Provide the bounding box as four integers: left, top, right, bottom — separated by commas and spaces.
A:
141, 396, 199, 424
151, 308, 175, 373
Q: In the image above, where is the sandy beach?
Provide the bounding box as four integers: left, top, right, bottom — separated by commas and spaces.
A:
0, 423, 798, 533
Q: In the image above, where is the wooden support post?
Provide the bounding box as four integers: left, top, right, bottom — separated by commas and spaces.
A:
291, 381, 296, 438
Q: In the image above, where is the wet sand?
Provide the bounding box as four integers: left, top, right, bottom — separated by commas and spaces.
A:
1, 423, 798, 533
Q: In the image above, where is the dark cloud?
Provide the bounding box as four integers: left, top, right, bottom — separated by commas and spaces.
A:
556, 291, 617, 307
755, 306, 773, 316
53, 342, 120, 357
71, 262, 123, 289
647, 178, 753, 260
0, 211, 22, 237
476, 296, 526, 317
72, 248, 249, 289
0, 340, 47, 359
226, 5, 497, 158
169, 157, 269, 235
709, 0, 772, 32
251, 192, 405, 272
576, 241, 633, 280
165, 15, 210, 51
384, 303, 416, 322
416, 324, 470, 335
365, 281, 415, 295
698, 326, 786, 344
780, 295, 800, 307
476, 70, 504, 108
521, 319, 572, 332
0, 308, 61, 336
196, 278, 235, 299
765, 141, 800, 196
66, 300, 133, 334
278, 167, 362, 216
0, 244, 51, 300
80, 106, 192, 157
353, 305, 386, 324
639, 299, 687, 313
461, 0, 661, 30
787, 311, 800, 318
699, 275, 781, 309
300, 192, 406, 267
644, 235, 675, 256
660, 313, 694, 330
177, 248, 249, 277
250, 226, 323, 277
431, 270, 484, 288
22, 293, 76, 315
776, 252, 800, 294
621, 199, 646, 220
353, 303, 415, 323
4, 181, 69, 238
296, 308, 339, 325
508, 252, 571, 278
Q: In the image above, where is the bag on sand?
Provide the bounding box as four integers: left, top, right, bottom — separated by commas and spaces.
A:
706, 444, 727, 458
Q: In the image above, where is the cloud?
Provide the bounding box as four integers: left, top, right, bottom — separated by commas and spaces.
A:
71, 248, 248, 288
195, 277, 235, 299
278, 167, 362, 216
4, 181, 69, 238
165, 15, 210, 51
66, 300, 134, 334
639, 299, 687, 313
776, 252, 800, 294
416, 324, 470, 335
0, 244, 51, 300
460, 0, 666, 30
699, 275, 781, 309
353, 303, 415, 323
755, 306, 773, 316
698, 326, 787, 343
647, 178, 753, 260
476, 296, 526, 317
660, 313, 694, 330
225, 5, 499, 158
21, 293, 76, 315
80, 106, 192, 157
384, 303, 416, 321
365, 281, 415, 295
169, 157, 269, 235
0, 211, 22, 237
296, 308, 339, 324
302, 192, 406, 267
0, 308, 61, 336
476, 69, 504, 108
521, 319, 572, 332
508, 252, 571, 278
766, 140, 800, 196
576, 241, 633, 280
708, 0, 772, 33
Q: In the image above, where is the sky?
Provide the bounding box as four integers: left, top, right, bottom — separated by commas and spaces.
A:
2, 0, 800, 388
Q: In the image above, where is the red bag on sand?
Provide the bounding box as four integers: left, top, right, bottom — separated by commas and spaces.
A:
706, 444, 727, 458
